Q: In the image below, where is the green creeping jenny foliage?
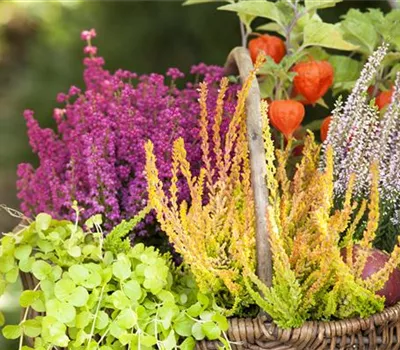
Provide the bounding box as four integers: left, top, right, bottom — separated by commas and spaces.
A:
0, 209, 230, 350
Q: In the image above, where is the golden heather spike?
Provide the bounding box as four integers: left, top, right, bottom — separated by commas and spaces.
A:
213, 77, 229, 177
363, 241, 400, 292
169, 140, 180, 211
198, 81, 214, 189
360, 161, 380, 249
328, 173, 356, 237
173, 138, 197, 200
261, 99, 278, 202
223, 58, 262, 174
145, 140, 165, 215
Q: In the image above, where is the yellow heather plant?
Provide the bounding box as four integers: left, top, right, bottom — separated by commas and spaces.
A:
146, 64, 400, 327
145, 58, 265, 314
243, 101, 400, 327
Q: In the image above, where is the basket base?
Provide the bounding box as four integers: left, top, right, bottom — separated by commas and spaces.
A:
196, 305, 400, 350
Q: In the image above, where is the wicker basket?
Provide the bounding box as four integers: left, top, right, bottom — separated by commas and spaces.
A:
194, 47, 400, 350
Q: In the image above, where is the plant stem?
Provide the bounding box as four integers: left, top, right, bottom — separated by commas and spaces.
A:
86, 285, 105, 349
18, 283, 41, 350
240, 21, 248, 48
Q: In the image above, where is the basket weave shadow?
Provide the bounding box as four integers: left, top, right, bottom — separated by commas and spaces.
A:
196, 47, 400, 350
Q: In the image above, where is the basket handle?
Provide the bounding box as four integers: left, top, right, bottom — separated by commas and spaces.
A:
224, 47, 272, 290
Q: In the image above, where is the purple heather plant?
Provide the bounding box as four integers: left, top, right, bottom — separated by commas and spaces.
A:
17, 29, 238, 235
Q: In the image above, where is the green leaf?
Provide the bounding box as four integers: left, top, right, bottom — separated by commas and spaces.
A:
212, 314, 229, 332
202, 321, 221, 340
6, 267, 19, 283
116, 308, 136, 329
41, 316, 69, 347
328, 55, 362, 93
111, 290, 131, 310
69, 286, 89, 307
68, 246, 81, 258
22, 319, 42, 337
19, 257, 35, 273
256, 22, 285, 36
122, 280, 142, 301
2, 325, 22, 339
75, 311, 91, 329
303, 20, 358, 51
218, 1, 285, 27
112, 260, 131, 281
46, 299, 76, 324
174, 313, 195, 337
180, 336, 196, 350
35, 213, 52, 231
37, 239, 54, 254
0, 312, 4, 327
14, 245, 32, 261
161, 330, 176, 350
69, 265, 90, 285
20, 290, 41, 308
340, 9, 378, 55
95, 310, 109, 330
305, 0, 342, 12
31, 260, 52, 280
191, 322, 205, 341
54, 279, 76, 301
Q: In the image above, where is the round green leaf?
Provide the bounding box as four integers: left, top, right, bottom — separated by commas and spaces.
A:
116, 308, 136, 329
54, 279, 76, 301
46, 299, 76, 324
191, 322, 205, 341
2, 325, 21, 339
32, 260, 52, 281
69, 286, 89, 307
202, 321, 221, 340
112, 260, 131, 281
95, 310, 109, 330
122, 280, 142, 301
35, 213, 52, 231
22, 319, 42, 337
14, 245, 32, 261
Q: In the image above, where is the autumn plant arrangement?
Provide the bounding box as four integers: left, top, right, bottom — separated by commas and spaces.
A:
2, 1, 400, 349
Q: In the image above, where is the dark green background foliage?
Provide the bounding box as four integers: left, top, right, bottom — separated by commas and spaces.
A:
0, 1, 391, 349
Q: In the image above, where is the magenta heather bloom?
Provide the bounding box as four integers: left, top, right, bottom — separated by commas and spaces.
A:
17, 30, 238, 234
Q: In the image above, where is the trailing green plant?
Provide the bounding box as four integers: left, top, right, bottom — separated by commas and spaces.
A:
0, 206, 230, 349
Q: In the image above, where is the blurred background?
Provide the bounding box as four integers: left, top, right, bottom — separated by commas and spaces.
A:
0, 1, 392, 348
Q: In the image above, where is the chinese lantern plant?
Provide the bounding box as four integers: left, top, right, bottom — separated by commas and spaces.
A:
184, 0, 400, 148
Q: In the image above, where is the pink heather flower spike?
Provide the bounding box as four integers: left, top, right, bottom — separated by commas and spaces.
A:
18, 31, 239, 238
81, 28, 97, 41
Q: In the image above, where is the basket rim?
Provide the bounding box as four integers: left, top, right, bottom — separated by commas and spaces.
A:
226, 301, 400, 337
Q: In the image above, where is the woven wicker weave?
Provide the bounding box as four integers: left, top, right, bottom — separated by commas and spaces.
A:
196, 304, 400, 349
